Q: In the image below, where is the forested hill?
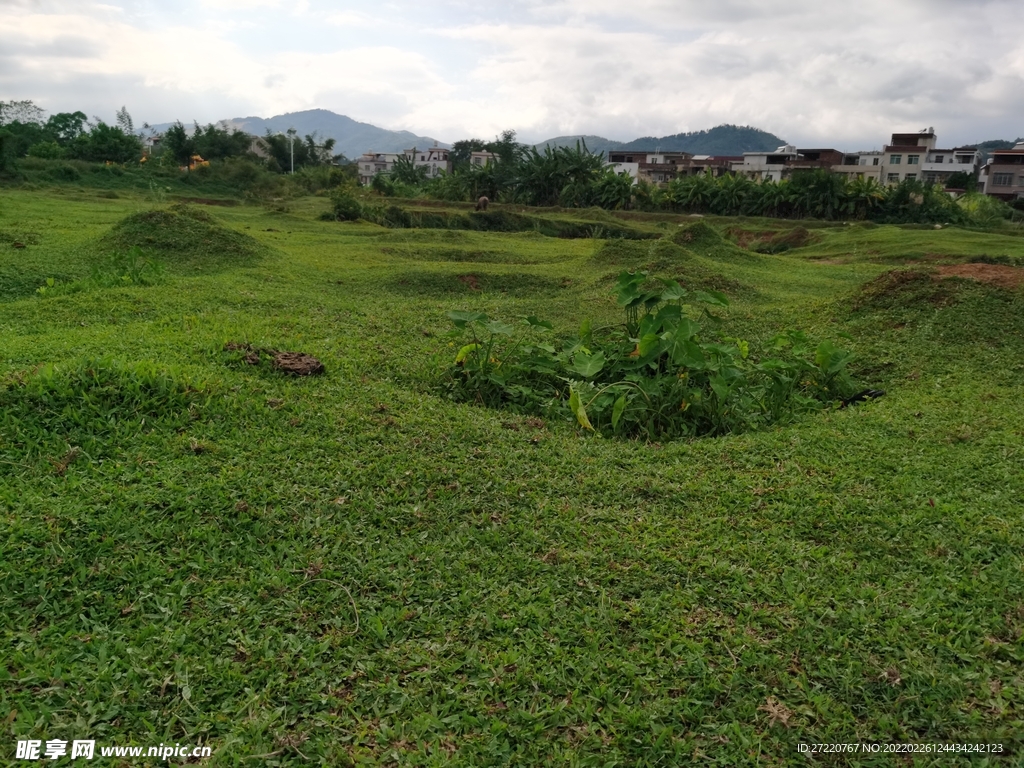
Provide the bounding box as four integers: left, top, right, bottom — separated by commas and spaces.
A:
535, 124, 786, 156
149, 109, 447, 161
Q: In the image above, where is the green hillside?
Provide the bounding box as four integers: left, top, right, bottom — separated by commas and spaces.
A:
536, 124, 786, 157
3, 185, 1024, 764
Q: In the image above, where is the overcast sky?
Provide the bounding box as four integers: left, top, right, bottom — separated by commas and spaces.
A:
2, 0, 1022, 149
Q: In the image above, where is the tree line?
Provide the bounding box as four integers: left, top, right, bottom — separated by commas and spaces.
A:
0, 100, 344, 175
372, 131, 1016, 226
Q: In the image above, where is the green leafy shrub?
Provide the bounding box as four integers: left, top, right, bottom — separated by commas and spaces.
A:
328, 191, 362, 221
444, 271, 861, 439
45, 164, 82, 182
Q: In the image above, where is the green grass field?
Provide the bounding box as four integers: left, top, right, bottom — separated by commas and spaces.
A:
2, 187, 1024, 766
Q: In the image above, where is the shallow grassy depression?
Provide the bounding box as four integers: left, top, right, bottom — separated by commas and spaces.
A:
2, 189, 1024, 766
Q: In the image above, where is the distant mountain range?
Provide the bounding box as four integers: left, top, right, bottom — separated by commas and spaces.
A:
146, 108, 1020, 163
148, 109, 448, 160
534, 125, 787, 156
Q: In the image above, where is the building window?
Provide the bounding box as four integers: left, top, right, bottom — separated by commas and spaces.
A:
873, 157, 879, 165
1019, 175, 1024, 187
890, 155, 902, 164
907, 155, 919, 165
934, 155, 944, 163
993, 173, 1014, 186
905, 173, 917, 180
887, 173, 900, 182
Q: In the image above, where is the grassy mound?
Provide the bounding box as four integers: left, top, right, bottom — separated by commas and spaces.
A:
852, 269, 958, 311
590, 239, 651, 266
849, 268, 1024, 349
376, 229, 470, 243
100, 204, 269, 272
360, 204, 654, 240
592, 239, 749, 295
670, 220, 726, 250
1, 359, 203, 459
388, 270, 572, 297
388, 247, 530, 264
671, 220, 760, 263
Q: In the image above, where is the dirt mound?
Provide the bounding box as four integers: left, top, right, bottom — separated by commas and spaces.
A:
224, 342, 324, 376
755, 226, 816, 254
853, 270, 953, 310
670, 220, 725, 250
937, 263, 1024, 290
101, 204, 268, 271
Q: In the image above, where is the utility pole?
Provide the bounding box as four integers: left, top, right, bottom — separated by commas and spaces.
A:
286, 127, 296, 174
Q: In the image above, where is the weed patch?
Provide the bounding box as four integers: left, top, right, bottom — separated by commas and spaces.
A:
35, 246, 165, 297
445, 271, 862, 439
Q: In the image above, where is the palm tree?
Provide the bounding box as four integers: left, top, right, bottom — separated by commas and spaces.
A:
846, 177, 884, 220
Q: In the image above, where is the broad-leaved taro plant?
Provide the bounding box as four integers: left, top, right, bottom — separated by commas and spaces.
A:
444, 271, 861, 439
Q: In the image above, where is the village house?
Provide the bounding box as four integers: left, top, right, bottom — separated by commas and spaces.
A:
688, 155, 743, 178
410, 143, 451, 178
357, 143, 452, 185
876, 129, 980, 187
830, 151, 884, 183
606, 150, 694, 185
980, 141, 1024, 200
470, 150, 498, 167
732, 145, 845, 182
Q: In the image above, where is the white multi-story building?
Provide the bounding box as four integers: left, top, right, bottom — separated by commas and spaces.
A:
878, 130, 937, 185
918, 146, 980, 187
357, 151, 402, 185
732, 145, 800, 182
409, 144, 451, 178
357, 143, 451, 185
831, 151, 883, 182
469, 151, 498, 168
981, 141, 1024, 200
878, 129, 979, 186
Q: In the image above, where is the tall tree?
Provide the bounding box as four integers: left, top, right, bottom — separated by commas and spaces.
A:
0, 100, 45, 126
45, 112, 88, 145
115, 106, 135, 136
162, 121, 196, 168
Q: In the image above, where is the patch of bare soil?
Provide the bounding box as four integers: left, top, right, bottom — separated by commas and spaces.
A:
224, 342, 324, 375
727, 228, 778, 249
935, 263, 1024, 290
272, 352, 324, 376
457, 274, 481, 290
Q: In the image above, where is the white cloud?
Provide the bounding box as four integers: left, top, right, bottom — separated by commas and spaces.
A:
1, 0, 1022, 146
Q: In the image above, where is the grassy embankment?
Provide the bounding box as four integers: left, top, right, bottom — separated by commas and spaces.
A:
2, 187, 1024, 766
